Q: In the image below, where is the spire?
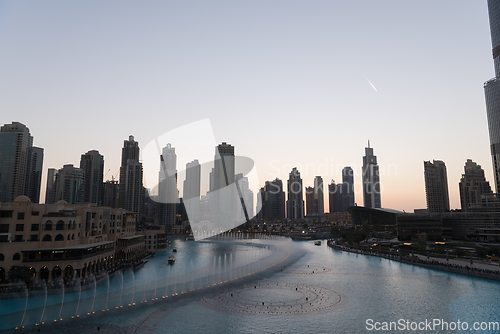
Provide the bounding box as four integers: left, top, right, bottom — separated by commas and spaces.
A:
368, 140, 370, 148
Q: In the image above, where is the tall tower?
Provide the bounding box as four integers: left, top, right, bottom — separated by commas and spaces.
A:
314, 176, 325, 218
459, 159, 492, 212
183, 159, 200, 223
45, 168, 57, 204
158, 143, 178, 230
235, 173, 253, 221
212, 142, 235, 228
118, 135, 140, 209
27, 146, 44, 203
362, 141, 381, 208
328, 180, 342, 213
286, 167, 304, 220
485, 0, 500, 192
0, 122, 34, 203
53, 164, 85, 204
80, 150, 104, 205
118, 135, 143, 215
261, 178, 285, 221
342, 166, 355, 210
424, 160, 450, 213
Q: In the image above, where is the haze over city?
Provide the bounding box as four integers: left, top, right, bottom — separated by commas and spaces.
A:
0, 1, 494, 212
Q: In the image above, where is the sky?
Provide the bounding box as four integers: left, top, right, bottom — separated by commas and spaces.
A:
0, 1, 495, 213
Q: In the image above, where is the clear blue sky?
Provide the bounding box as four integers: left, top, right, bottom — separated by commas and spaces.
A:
0, 1, 494, 212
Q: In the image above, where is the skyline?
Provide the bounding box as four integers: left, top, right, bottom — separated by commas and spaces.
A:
0, 1, 494, 212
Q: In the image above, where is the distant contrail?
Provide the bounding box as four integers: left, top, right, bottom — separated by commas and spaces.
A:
366, 78, 378, 92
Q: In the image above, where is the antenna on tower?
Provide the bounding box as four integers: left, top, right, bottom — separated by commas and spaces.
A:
368, 140, 370, 148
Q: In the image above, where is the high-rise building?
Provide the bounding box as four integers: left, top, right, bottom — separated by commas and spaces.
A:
459, 159, 492, 212
342, 166, 355, 210
424, 160, 450, 213
183, 159, 201, 223
362, 141, 381, 208
314, 176, 325, 218
485, 0, 500, 192
286, 167, 304, 220
260, 178, 285, 221
158, 143, 178, 230
45, 168, 57, 204
103, 180, 119, 208
122, 159, 144, 214
212, 142, 235, 227
0, 122, 43, 203
328, 180, 342, 213
305, 186, 315, 217
53, 164, 85, 204
235, 173, 253, 222
80, 150, 104, 205
27, 146, 44, 203
118, 135, 140, 209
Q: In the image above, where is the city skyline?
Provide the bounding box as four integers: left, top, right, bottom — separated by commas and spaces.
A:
0, 1, 494, 212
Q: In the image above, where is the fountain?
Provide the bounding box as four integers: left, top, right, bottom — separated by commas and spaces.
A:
0, 236, 294, 332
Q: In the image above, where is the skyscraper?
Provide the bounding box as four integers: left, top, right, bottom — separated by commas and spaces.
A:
212, 142, 235, 227
118, 136, 143, 215
80, 150, 104, 205
27, 146, 44, 203
362, 141, 381, 208
305, 186, 315, 217
342, 166, 355, 210
260, 178, 285, 221
286, 167, 304, 220
45, 168, 57, 204
235, 173, 253, 221
158, 143, 178, 230
0, 122, 43, 203
183, 159, 201, 223
328, 180, 342, 213
118, 135, 140, 209
52, 164, 85, 204
424, 160, 450, 213
314, 176, 325, 219
459, 159, 492, 212
485, 0, 500, 192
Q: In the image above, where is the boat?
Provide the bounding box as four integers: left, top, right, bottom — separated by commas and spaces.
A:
314, 241, 321, 246
168, 256, 176, 264
173, 247, 177, 252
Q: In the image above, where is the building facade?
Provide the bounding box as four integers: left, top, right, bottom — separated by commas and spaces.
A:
158, 144, 178, 231
0, 196, 144, 283
485, 0, 500, 192
424, 160, 450, 213
118, 136, 140, 210
0, 122, 43, 204
459, 160, 492, 212
362, 142, 381, 208
286, 167, 304, 220
80, 150, 104, 205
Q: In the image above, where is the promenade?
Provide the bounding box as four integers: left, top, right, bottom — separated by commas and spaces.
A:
327, 240, 500, 281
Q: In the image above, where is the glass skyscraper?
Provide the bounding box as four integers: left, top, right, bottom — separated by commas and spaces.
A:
485, 0, 500, 192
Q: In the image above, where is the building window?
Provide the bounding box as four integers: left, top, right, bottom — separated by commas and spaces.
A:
13, 253, 20, 261
56, 221, 64, 230
45, 222, 52, 231
55, 234, 64, 241
15, 224, 24, 232
31, 224, 39, 231
0, 211, 13, 218
14, 235, 23, 242
42, 234, 51, 241
31, 211, 39, 216
0, 225, 8, 233
0, 254, 3, 261
30, 235, 39, 242
17, 212, 25, 220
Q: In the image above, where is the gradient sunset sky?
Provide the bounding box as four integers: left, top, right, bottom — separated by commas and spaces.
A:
0, 1, 494, 213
